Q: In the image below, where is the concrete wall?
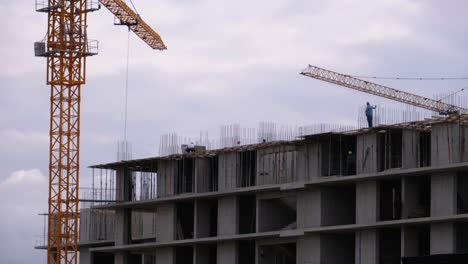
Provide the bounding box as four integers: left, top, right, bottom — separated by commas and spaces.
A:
131, 212, 156, 240
355, 230, 378, 264
217, 241, 237, 264
218, 196, 238, 236
218, 153, 239, 191
431, 123, 462, 166
256, 146, 297, 185
157, 160, 175, 197
402, 130, 420, 169
356, 133, 378, 174
156, 203, 176, 242
297, 189, 321, 229
356, 181, 379, 224
79, 209, 114, 242
297, 142, 321, 182
79, 248, 93, 264
321, 186, 356, 226
297, 235, 321, 264
430, 172, 457, 254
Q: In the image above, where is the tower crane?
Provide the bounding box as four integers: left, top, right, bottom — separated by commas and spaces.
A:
34, 1, 166, 264
300, 65, 468, 115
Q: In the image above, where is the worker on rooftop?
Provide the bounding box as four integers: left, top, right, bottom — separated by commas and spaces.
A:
365, 102, 377, 128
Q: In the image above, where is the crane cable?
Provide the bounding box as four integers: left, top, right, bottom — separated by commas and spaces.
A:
436, 87, 468, 103
123, 29, 130, 143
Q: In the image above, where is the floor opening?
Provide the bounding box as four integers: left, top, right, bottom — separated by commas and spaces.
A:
208, 157, 219, 192
320, 134, 357, 176
419, 131, 431, 167
402, 225, 430, 258
176, 201, 194, 240
238, 151, 256, 187
321, 233, 355, 264
238, 240, 256, 264
380, 179, 402, 221
92, 252, 114, 264
238, 195, 256, 234
258, 195, 296, 232
176, 158, 194, 194
457, 173, 468, 214
380, 228, 402, 264
195, 244, 216, 264
258, 243, 296, 264
404, 176, 430, 219
378, 129, 403, 172
176, 246, 193, 264
321, 184, 356, 226
457, 222, 468, 253
196, 199, 218, 238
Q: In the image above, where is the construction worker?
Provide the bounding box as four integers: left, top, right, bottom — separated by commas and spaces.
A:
365, 102, 376, 127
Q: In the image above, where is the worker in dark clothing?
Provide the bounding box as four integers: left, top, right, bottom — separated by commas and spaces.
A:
365, 102, 376, 127
346, 150, 356, 175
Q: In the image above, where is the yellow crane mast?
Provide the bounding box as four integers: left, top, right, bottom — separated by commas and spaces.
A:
34, 1, 166, 264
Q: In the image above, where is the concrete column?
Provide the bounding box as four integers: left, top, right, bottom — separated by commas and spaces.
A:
297, 189, 321, 228
114, 209, 130, 246
431, 173, 457, 216
155, 247, 174, 264
217, 241, 237, 264
296, 235, 321, 264
156, 203, 176, 242
401, 227, 418, 258
356, 181, 379, 224
355, 180, 379, 264
355, 230, 378, 264
218, 196, 238, 236
296, 143, 321, 181
431, 123, 461, 166
356, 133, 378, 174
402, 130, 420, 169
116, 168, 131, 202
431, 223, 455, 254
79, 248, 92, 264
430, 172, 457, 254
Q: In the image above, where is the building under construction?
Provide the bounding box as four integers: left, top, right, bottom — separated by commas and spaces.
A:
62, 114, 468, 264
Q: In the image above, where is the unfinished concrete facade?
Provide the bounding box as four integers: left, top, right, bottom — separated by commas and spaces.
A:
77, 119, 468, 264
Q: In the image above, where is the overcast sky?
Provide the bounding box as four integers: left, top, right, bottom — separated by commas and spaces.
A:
1, 0, 468, 263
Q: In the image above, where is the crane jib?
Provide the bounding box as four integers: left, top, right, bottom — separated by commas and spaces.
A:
301, 65, 468, 115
